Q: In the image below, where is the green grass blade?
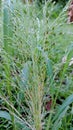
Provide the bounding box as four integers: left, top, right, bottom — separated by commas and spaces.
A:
53, 94, 73, 124
3, 0, 14, 55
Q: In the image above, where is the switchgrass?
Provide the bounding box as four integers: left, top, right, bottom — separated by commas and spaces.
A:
0, 0, 73, 130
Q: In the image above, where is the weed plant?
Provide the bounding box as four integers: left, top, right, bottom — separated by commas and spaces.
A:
0, 0, 73, 130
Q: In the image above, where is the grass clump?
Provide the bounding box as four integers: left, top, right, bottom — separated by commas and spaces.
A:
0, 0, 73, 130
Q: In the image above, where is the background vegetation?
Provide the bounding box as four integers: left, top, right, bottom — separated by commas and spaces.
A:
0, 0, 73, 130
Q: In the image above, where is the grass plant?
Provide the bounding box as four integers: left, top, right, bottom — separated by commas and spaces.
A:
0, 0, 73, 130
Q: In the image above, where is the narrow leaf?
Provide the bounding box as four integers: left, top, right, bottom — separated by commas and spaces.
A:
53, 94, 73, 122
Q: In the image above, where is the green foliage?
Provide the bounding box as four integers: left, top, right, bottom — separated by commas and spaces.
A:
0, 0, 73, 130
0, 111, 11, 120
3, 0, 14, 55
53, 94, 73, 122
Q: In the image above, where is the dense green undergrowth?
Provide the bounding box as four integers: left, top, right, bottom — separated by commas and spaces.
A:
0, 0, 73, 130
